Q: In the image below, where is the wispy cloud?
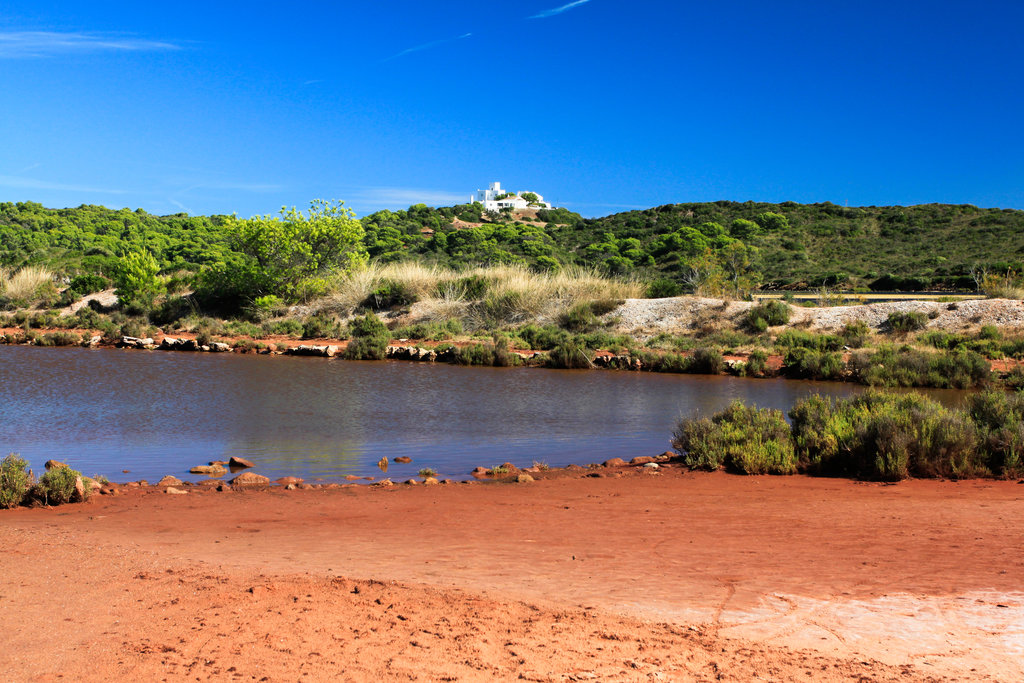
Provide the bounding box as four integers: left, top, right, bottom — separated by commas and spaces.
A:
0, 31, 180, 58
178, 181, 284, 193
0, 174, 126, 194
345, 186, 470, 208
383, 32, 472, 62
529, 0, 591, 19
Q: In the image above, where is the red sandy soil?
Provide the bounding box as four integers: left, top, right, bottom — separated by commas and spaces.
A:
2, 471, 1023, 681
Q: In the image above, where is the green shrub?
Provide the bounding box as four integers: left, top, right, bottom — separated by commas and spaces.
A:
672, 401, 796, 474
776, 329, 842, 352
67, 274, 110, 296
646, 278, 682, 298
363, 278, 418, 310
742, 349, 769, 377
344, 312, 390, 360
965, 390, 1024, 477
782, 347, 845, 380
560, 303, 598, 333
686, 347, 723, 374
247, 294, 286, 322
34, 465, 88, 505
839, 320, 871, 348
36, 331, 81, 347
265, 319, 304, 337
790, 391, 983, 480
746, 300, 791, 330
886, 311, 928, 333
850, 346, 990, 388
302, 313, 343, 339
0, 453, 32, 509
516, 323, 569, 351
546, 340, 593, 369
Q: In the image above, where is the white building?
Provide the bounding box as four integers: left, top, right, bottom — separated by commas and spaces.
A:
471, 182, 552, 211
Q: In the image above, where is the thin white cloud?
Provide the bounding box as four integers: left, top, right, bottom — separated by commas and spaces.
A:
0, 31, 180, 58
530, 0, 591, 19
383, 32, 472, 62
167, 199, 194, 214
346, 187, 470, 208
302, 79, 323, 86
0, 174, 126, 194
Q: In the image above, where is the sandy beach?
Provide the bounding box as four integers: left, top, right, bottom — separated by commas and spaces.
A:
2, 469, 1023, 681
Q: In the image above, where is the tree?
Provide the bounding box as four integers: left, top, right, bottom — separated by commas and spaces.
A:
113, 250, 164, 311
224, 199, 367, 302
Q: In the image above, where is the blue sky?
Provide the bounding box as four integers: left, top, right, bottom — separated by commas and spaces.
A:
1, 1, 1022, 218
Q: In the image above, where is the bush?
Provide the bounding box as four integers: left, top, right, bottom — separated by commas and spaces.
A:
0, 453, 32, 509
966, 390, 1024, 477
886, 311, 928, 333
362, 278, 418, 310
516, 323, 568, 351
839, 320, 871, 348
686, 347, 723, 374
560, 303, 598, 333
302, 313, 343, 339
776, 329, 842, 352
33, 465, 87, 505
265, 319, 303, 337
646, 278, 682, 298
849, 346, 990, 388
67, 273, 110, 296
781, 347, 845, 380
672, 401, 796, 474
746, 300, 790, 330
790, 391, 983, 480
344, 312, 390, 360
546, 340, 593, 369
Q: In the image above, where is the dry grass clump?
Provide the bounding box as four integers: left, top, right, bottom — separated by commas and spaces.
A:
1, 265, 55, 306
314, 261, 641, 329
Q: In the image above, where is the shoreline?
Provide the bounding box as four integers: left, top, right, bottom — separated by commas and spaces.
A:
2, 472, 1022, 681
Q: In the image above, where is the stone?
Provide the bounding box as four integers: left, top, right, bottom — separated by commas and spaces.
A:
516, 474, 534, 483
404, 479, 419, 486
394, 456, 412, 464
643, 462, 660, 469
373, 479, 394, 487
165, 487, 188, 495
603, 458, 627, 468
471, 467, 488, 477
274, 477, 304, 486
209, 342, 232, 353
73, 476, 86, 502
285, 483, 297, 490
100, 486, 118, 496
345, 475, 361, 481
216, 483, 232, 492
423, 477, 440, 485
44, 459, 67, 471
190, 464, 227, 476
86, 335, 101, 347
209, 460, 228, 466
630, 456, 656, 466
500, 462, 519, 472
230, 471, 270, 488
229, 456, 255, 469
157, 475, 182, 487
658, 451, 675, 460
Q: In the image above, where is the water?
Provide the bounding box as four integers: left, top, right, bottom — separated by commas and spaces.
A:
0, 345, 965, 483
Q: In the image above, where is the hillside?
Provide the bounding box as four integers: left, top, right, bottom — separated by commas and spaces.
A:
2, 200, 1023, 301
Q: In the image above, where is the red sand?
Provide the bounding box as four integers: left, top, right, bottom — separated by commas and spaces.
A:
2, 470, 1023, 681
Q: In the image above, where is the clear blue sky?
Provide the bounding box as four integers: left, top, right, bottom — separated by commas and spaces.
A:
1, 1, 1022, 218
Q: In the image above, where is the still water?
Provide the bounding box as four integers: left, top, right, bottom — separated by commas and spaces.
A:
0, 346, 964, 483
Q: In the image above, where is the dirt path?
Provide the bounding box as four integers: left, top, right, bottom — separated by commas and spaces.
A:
2, 473, 1022, 681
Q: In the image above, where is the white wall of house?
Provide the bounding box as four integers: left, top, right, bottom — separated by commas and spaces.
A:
470, 181, 552, 211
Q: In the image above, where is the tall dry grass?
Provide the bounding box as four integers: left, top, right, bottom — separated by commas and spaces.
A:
313, 261, 643, 328
1, 265, 55, 305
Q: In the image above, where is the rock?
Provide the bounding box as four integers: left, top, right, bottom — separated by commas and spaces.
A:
423, 477, 440, 485
229, 456, 255, 469
658, 451, 675, 460
73, 476, 86, 502
345, 475, 361, 481
85, 335, 101, 347
122, 469, 131, 473
500, 462, 519, 472
404, 479, 419, 486
190, 464, 227, 476
209, 460, 228, 466
119, 336, 154, 349
373, 479, 394, 487
165, 487, 188, 495
394, 456, 412, 464
471, 467, 488, 477
230, 471, 270, 488
286, 344, 338, 358
643, 462, 660, 469
285, 483, 297, 490
216, 483, 232, 492
209, 342, 232, 353
603, 457, 627, 468
157, 475, 182, 487
195, 479, 221, 487
100, 486, 118, 496
630, 456, 656, 466
587, 471, 605, 478
44, 459, 67, 471
274, 477, 304, 486
516, 474, 534, 483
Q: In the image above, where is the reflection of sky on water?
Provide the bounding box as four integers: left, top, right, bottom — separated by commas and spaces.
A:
0, 346, 964, 483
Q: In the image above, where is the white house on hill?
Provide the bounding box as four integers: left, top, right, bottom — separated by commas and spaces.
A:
472, 182, 552, 211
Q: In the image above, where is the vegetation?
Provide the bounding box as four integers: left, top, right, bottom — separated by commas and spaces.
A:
33, 465, 87, 505
343, 312, 389, 360
0, 454, 32, 509
674, 389, 1024, 481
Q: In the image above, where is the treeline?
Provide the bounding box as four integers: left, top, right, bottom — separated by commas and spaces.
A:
2, 199, 1024, 311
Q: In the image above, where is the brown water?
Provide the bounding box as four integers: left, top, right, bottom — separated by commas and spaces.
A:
0, 346, 966, 483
